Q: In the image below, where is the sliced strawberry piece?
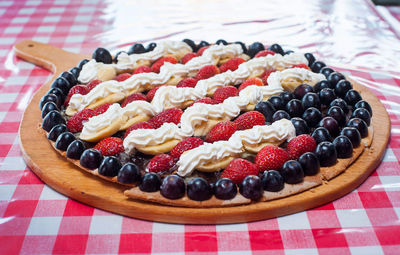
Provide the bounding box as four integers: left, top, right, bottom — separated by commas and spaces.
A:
170, 137, 204, 160
193, 97, 218, 105
148, 108, 183, 128
197, 46, 210, 56
291, 63, 309, 70
286, 134, 316, 160
212, 86, 238, 103
133, 65, 152, 75
66, 108, 96, 133
151, 56, 178, 73
205, 121, 238, 143
176, 78, 198, 88
93, 137, 124, 156
219, 57, 245, 73
93, 103, 112, 115
124, 121, 155, 139
255, 50, 276, 58
146, 86, 161, 102
255, 145, 289, 172
261, 69, 277, 85
147, 154, 175, 173
221, 158, 259, 184
181, 52, 198, 64
233, 111, 266, 130
121, 93, 147, 107
238, 77, 264, 92
195, 65, 220, 80
86, 79, 102, 91
64, 85, 89, 106
113, 73, 131, 82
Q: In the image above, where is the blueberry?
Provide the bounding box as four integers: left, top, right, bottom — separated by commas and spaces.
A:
318, 116, 340, 137
302, 107, 322, 127
113, 51, 126, 62
187, 177, 212, 201
69, 67, 81, 79
139, 172, 161, 192
302, 92, 321, 109
333, 136, 353, 158
327, 106, 346, 127
98, 156, 122, 177
51, 77, 71, 95
48, 124, 68, 141
294, 84, 314, 99
262, 170, 284, 192
66, 140, 85, 159
340, 127, 361, 147
284, 50, 294, 55
42, 110, 65, 132
346, 118, 368, 138
183, 39, 197, 51
286, 99, 304, 117
55, 132, 75, 151
280, 91, 295, 105
304, 53, 316, 66
239, 175, 263, 200
354, 100, 372, 116
327, 72, 345, 88
298, 152, 320, 176
272, 110, 291, 122
128, 43, 146, 54
216, 39, 228, 45
41, 102, 59, 119
146, 42, 157, 52
281, 160, 304, 184
40, 94, 60, 110
344, 89, 362, 106
314, 80, 331, 92
268, 96, 285, 110
315, 141, 337, 167
117, 163, 141, 184
248, 42, 265, 58
335, 80, 353, 98
352, 108, 371, 126
310, 61, 326, 73
330, 98, 349, 114
160, 175, 186, 200
92, 48, 112, 64
320, 67, 335, 79
47, 87, 66, 101
291, 117, 310, 135
60, 71, 77, 87
234, 41, 247, 53
312, 127, 333, 144
197, 40, 210, 50
268, 43, 284, 55
255, 101, 276, 123
80, 149, 103, 170
77, 59, 89, 69
214, 178, 237, 200
319, 88, 336, 106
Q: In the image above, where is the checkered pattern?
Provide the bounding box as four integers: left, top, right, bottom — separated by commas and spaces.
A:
0, 0, 400, 254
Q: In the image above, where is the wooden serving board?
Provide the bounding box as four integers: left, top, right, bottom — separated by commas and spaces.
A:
15, 40, 391, 224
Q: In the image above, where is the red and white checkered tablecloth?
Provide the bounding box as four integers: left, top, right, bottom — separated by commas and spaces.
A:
1, 0, 400, 254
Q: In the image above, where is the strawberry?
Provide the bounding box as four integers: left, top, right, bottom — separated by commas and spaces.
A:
64, 85, 89, 106
93, 137, 124, 156
193, 97, 218, 105
195, 65, 220, 80
133, 65, 152, 75
212, 86, 238, 103
221, 159, 259, 184
86, 79, 102, 91
205, 121, 238, 143
219, 57, 245, 73
113, 73, 131, 82
286, 134, 317, 160
67, 108, 96, 133
291, 64, 309, 70
121, 93, 147, 107
170, 137, 204, 160
176, 78, 198, 88
147, 154, 175, 173
238, 77, 264, 92
94, 103, 112, 115
151, 56, 178, 73
255, 50, 276, 58
181, 52, 198, 64
124, 121, 155, 139
233, 111, 266, 130
197, 46, 210, 56
148, 108, 183, 128
255, 145, 290, 171
261, 69, 277, 85
146, 86, 161, 102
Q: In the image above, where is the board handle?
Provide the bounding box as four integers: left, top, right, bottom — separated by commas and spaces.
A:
13, 40, 89, 77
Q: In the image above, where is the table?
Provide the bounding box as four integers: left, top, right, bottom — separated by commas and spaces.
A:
1, 0, 400, 254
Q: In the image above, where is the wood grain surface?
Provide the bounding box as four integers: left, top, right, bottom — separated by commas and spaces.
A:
15, 40, 391, 224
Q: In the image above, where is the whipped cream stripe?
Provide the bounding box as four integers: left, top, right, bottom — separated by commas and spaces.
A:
122, 68, 325, 153
78, 41, 193, 83
69, 44, 244, 113
177, 119, 296, 176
